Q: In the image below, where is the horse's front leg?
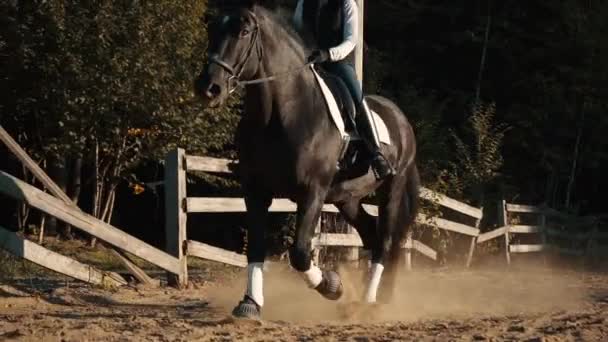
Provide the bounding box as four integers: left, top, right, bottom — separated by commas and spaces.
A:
289, 188, 343, 300
232, 190, 272, 319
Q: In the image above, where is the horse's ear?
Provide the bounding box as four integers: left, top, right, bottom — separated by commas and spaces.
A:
244, 0, 259, 9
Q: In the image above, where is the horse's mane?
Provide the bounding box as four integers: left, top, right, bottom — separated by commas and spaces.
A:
254, 5, 312, 56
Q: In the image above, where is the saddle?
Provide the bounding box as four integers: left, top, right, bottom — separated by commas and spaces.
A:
311, 66, 391, 175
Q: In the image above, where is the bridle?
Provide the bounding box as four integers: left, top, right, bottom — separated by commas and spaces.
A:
208, 11, 312, 94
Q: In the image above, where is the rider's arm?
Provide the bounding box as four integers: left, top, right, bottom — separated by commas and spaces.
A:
293, 0, 304, 32
328, 0, 359, 62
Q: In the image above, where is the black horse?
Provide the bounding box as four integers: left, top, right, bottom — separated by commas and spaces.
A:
196, 2, 419, 319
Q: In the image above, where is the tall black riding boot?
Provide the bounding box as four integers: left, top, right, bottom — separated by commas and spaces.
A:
357, 99, 396, 180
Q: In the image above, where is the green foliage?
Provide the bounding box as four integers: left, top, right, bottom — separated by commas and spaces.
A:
1, 1, 240, 184
450, 102, 508, 200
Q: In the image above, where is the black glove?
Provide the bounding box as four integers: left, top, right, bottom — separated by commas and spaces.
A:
307, 49, 330, 64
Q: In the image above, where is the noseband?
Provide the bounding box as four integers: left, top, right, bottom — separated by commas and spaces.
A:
208, 11, 263, 93
207, 11, 313, 93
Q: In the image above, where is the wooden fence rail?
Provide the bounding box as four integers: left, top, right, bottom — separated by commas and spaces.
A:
0, 125, 170, 287
0, 225, 126, 287
166, 149, 484, 287
475, 200, 607, 264
0, 171, 181, 275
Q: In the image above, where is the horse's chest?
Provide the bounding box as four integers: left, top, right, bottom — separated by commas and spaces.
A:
237, 132, 295, 190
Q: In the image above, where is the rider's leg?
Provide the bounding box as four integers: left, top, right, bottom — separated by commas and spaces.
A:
325, 62, 395, 179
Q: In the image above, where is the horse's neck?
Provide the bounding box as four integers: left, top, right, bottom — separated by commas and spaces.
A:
245, 17, 327, 136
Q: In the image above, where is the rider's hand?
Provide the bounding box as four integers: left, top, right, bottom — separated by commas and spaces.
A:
307, 49, 330, 64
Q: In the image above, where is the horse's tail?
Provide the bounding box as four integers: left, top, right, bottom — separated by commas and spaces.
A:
404, 162, 420, 228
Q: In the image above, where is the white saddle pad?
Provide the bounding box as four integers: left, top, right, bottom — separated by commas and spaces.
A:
311, 66, 391, 145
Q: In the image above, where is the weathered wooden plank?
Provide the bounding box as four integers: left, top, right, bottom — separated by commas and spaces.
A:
465, 236, 477, 267
109, 249, 159, 287
509, 244, 547, 253
499, 200, 511, 265
186, 197, 340, 214
185, 155, 236, 173
404, 233, 413, 271
0, 125, 73, 204
465, 212, 483, 268
505, 203, 544, 214
355, 0, 364, 83
313, 233, 437, 261
405, 239, 438, 261
417, 213, 480, 237
188, 198, 478, 238
181, 154, 482, 220
187, 240, 247, 268
346, 225, 359, 264
477, 226, 508, 243
0, 226, 126, 287
419, 187, 483, 219
188, 197, 479, 237
165, 149, 188, 287
509, 225, 544, 234
316, 233, 363, 247
312, 218, 322, 265
0, 170, 181, 274
1, 126, 154, 286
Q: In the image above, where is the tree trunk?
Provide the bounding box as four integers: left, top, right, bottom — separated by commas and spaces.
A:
565, 101, 585, 210
61, 157, 83, 239
38, 214, 46, 244
474, 0, 492, 105
91, 142, 101, 248
46, 156, 67, 237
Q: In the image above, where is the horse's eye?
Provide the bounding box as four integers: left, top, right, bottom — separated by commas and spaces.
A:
240, 28, 251, 37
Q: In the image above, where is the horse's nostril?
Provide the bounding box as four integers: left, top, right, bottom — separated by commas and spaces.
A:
206, 83, 222, 98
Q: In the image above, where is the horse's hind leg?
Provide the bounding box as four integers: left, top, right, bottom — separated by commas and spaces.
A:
372, 173, 415, 304
336, 199, 379, 254
336, 200, 384, 302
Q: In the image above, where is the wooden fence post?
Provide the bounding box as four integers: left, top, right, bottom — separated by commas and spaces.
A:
404, 231, 413, 271
355, 0, 364, 85
312, 217, 322, 266
499, 200, 511, 265
465, 207, 483, 268
346, 225, 359, 267
539, 211, 548, 265
165, 148, 188, 287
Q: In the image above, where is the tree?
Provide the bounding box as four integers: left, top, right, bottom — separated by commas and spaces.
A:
1, 1, 241, 237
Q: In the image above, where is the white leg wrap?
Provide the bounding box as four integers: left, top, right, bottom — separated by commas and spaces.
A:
301, 262, 323, 288
364, 263, 384, 303
246, 262, 264, 307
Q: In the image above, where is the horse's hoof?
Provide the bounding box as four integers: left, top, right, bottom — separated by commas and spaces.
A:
231, 296, 261, 320
315, 270, 343, 300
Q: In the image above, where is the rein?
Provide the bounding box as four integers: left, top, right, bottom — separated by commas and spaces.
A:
208, 11, 313, 92
238, 62, 313, 86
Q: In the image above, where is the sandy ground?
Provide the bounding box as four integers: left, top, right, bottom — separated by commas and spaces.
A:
0, 264, 607, 341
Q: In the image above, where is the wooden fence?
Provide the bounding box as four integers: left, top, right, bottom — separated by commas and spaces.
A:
0, 125, 172, 288
476, 200, 608, 264
165, 148, 484, 287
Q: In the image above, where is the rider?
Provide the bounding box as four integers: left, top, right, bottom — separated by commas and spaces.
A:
293, 0, 395, 179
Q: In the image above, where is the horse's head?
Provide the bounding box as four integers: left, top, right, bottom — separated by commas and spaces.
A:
195, 3, 262, 108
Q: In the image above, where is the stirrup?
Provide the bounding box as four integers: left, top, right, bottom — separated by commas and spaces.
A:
371, 154, 395, 180
337, 135, 351, 167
